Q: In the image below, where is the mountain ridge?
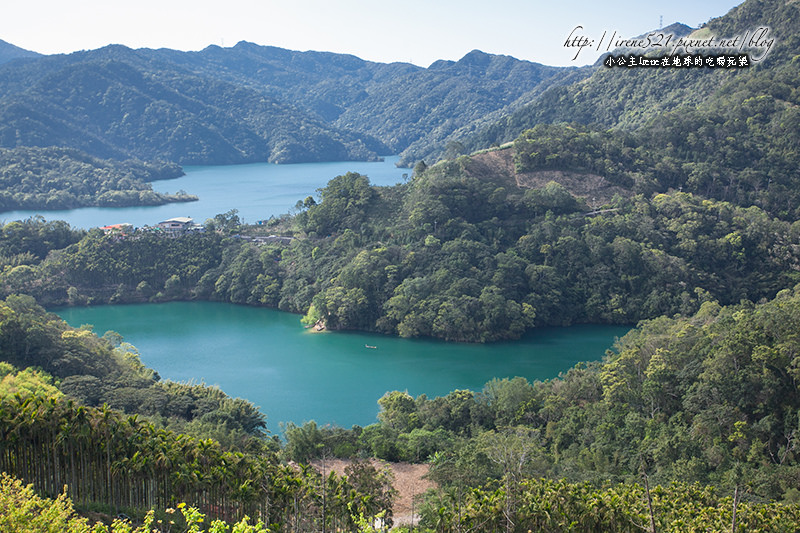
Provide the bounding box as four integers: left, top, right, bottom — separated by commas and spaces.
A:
0, 40, 584, 165
0, 39, 41, 65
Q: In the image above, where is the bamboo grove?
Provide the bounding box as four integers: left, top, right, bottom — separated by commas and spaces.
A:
0, 391, 395, 531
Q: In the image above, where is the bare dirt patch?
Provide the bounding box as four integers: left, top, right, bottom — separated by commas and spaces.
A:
464, 147, 631, 206
312, 458, 434, 528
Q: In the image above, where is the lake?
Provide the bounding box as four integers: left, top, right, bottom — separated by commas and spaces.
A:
56, 301, 630, 433
22, 155, 628, 433
0, 156, 408, 229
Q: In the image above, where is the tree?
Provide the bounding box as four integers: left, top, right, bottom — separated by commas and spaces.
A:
478, 426, 545, 533
377, 391, 419, 433
302, 173, 375, 235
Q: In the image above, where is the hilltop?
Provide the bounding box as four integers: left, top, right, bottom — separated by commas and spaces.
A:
0, 38, 40, 65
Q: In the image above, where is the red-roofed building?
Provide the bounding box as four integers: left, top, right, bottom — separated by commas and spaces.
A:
100, 223, 133, 236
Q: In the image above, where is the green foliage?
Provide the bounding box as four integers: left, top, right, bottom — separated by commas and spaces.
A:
417, 478, 800, 532
0, 390, 391, 530
260, 286, 800, 527
204, 210, 241, 234
0, 216, 83, 262
0, 363, 61, 399
351, 286, 800, 507
0, 472, 274, 532
510, 72, 800, 218
343, 460, 397, 527
0, 295, 268, 449
377, 391, 419, 432
300, 172, 375, 236
0, 37, 597, 167
0, 146, 193, 211
4, 0, 799, 344
0, 472, 104, 533
282, 420, 326, 463
322, 48, 581, 165
457, 0, 800, 194
7, 3, 800, 528
282, 420, 366, 462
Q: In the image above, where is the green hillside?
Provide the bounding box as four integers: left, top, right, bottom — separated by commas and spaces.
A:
455, 0, 798, 165
3, 162, 799, 342
3, 0, 800, 529
0, 47, 385, 165
0, 146, 193, 210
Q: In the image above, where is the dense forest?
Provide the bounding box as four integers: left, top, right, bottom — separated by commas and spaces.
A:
0, 373, 395, 531
0, 146, 194, 210
0, 293, 270, 450
0, 294, 403, 530
5, 271, 800, 530
286, 285, 800, 498
0, 47, 386, 165
278, 285, 800, 531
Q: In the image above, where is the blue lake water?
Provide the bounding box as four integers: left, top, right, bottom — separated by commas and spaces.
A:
0, 156, 408, 229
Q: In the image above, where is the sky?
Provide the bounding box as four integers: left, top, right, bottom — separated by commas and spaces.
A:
2, 0, 746, 68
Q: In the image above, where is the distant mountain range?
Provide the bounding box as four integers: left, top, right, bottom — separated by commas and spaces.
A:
0, 41, 584, 165
1, 0, 795, 170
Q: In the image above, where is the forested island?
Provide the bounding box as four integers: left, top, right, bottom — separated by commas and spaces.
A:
3, 0, 800, 530
0, 146, 194, 210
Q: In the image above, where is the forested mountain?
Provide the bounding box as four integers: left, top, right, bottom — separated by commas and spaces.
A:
5, 0, 800, 529
4, 219, 800, 529
456, 0, 798, 160
161, 43, 585, 163
331, 49, 586, 164
1, 0, 793, 170
0, 40, 582, 165
147, 41, 422, 121
3, 158, 799, 342
0, 46, 386, 165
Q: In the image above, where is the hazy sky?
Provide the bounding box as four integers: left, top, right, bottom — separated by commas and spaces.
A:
2, 0, 745, 67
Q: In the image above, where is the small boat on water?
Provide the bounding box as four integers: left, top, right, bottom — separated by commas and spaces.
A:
365, 344, 377, 349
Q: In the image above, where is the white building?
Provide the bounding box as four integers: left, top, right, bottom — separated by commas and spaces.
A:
156, 217, 203, 236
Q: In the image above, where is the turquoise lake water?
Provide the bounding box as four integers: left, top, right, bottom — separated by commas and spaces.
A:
57, 302, 629, 433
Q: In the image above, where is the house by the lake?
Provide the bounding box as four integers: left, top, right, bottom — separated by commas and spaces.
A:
155, 217, 204, 236
100, 223, 133, 235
